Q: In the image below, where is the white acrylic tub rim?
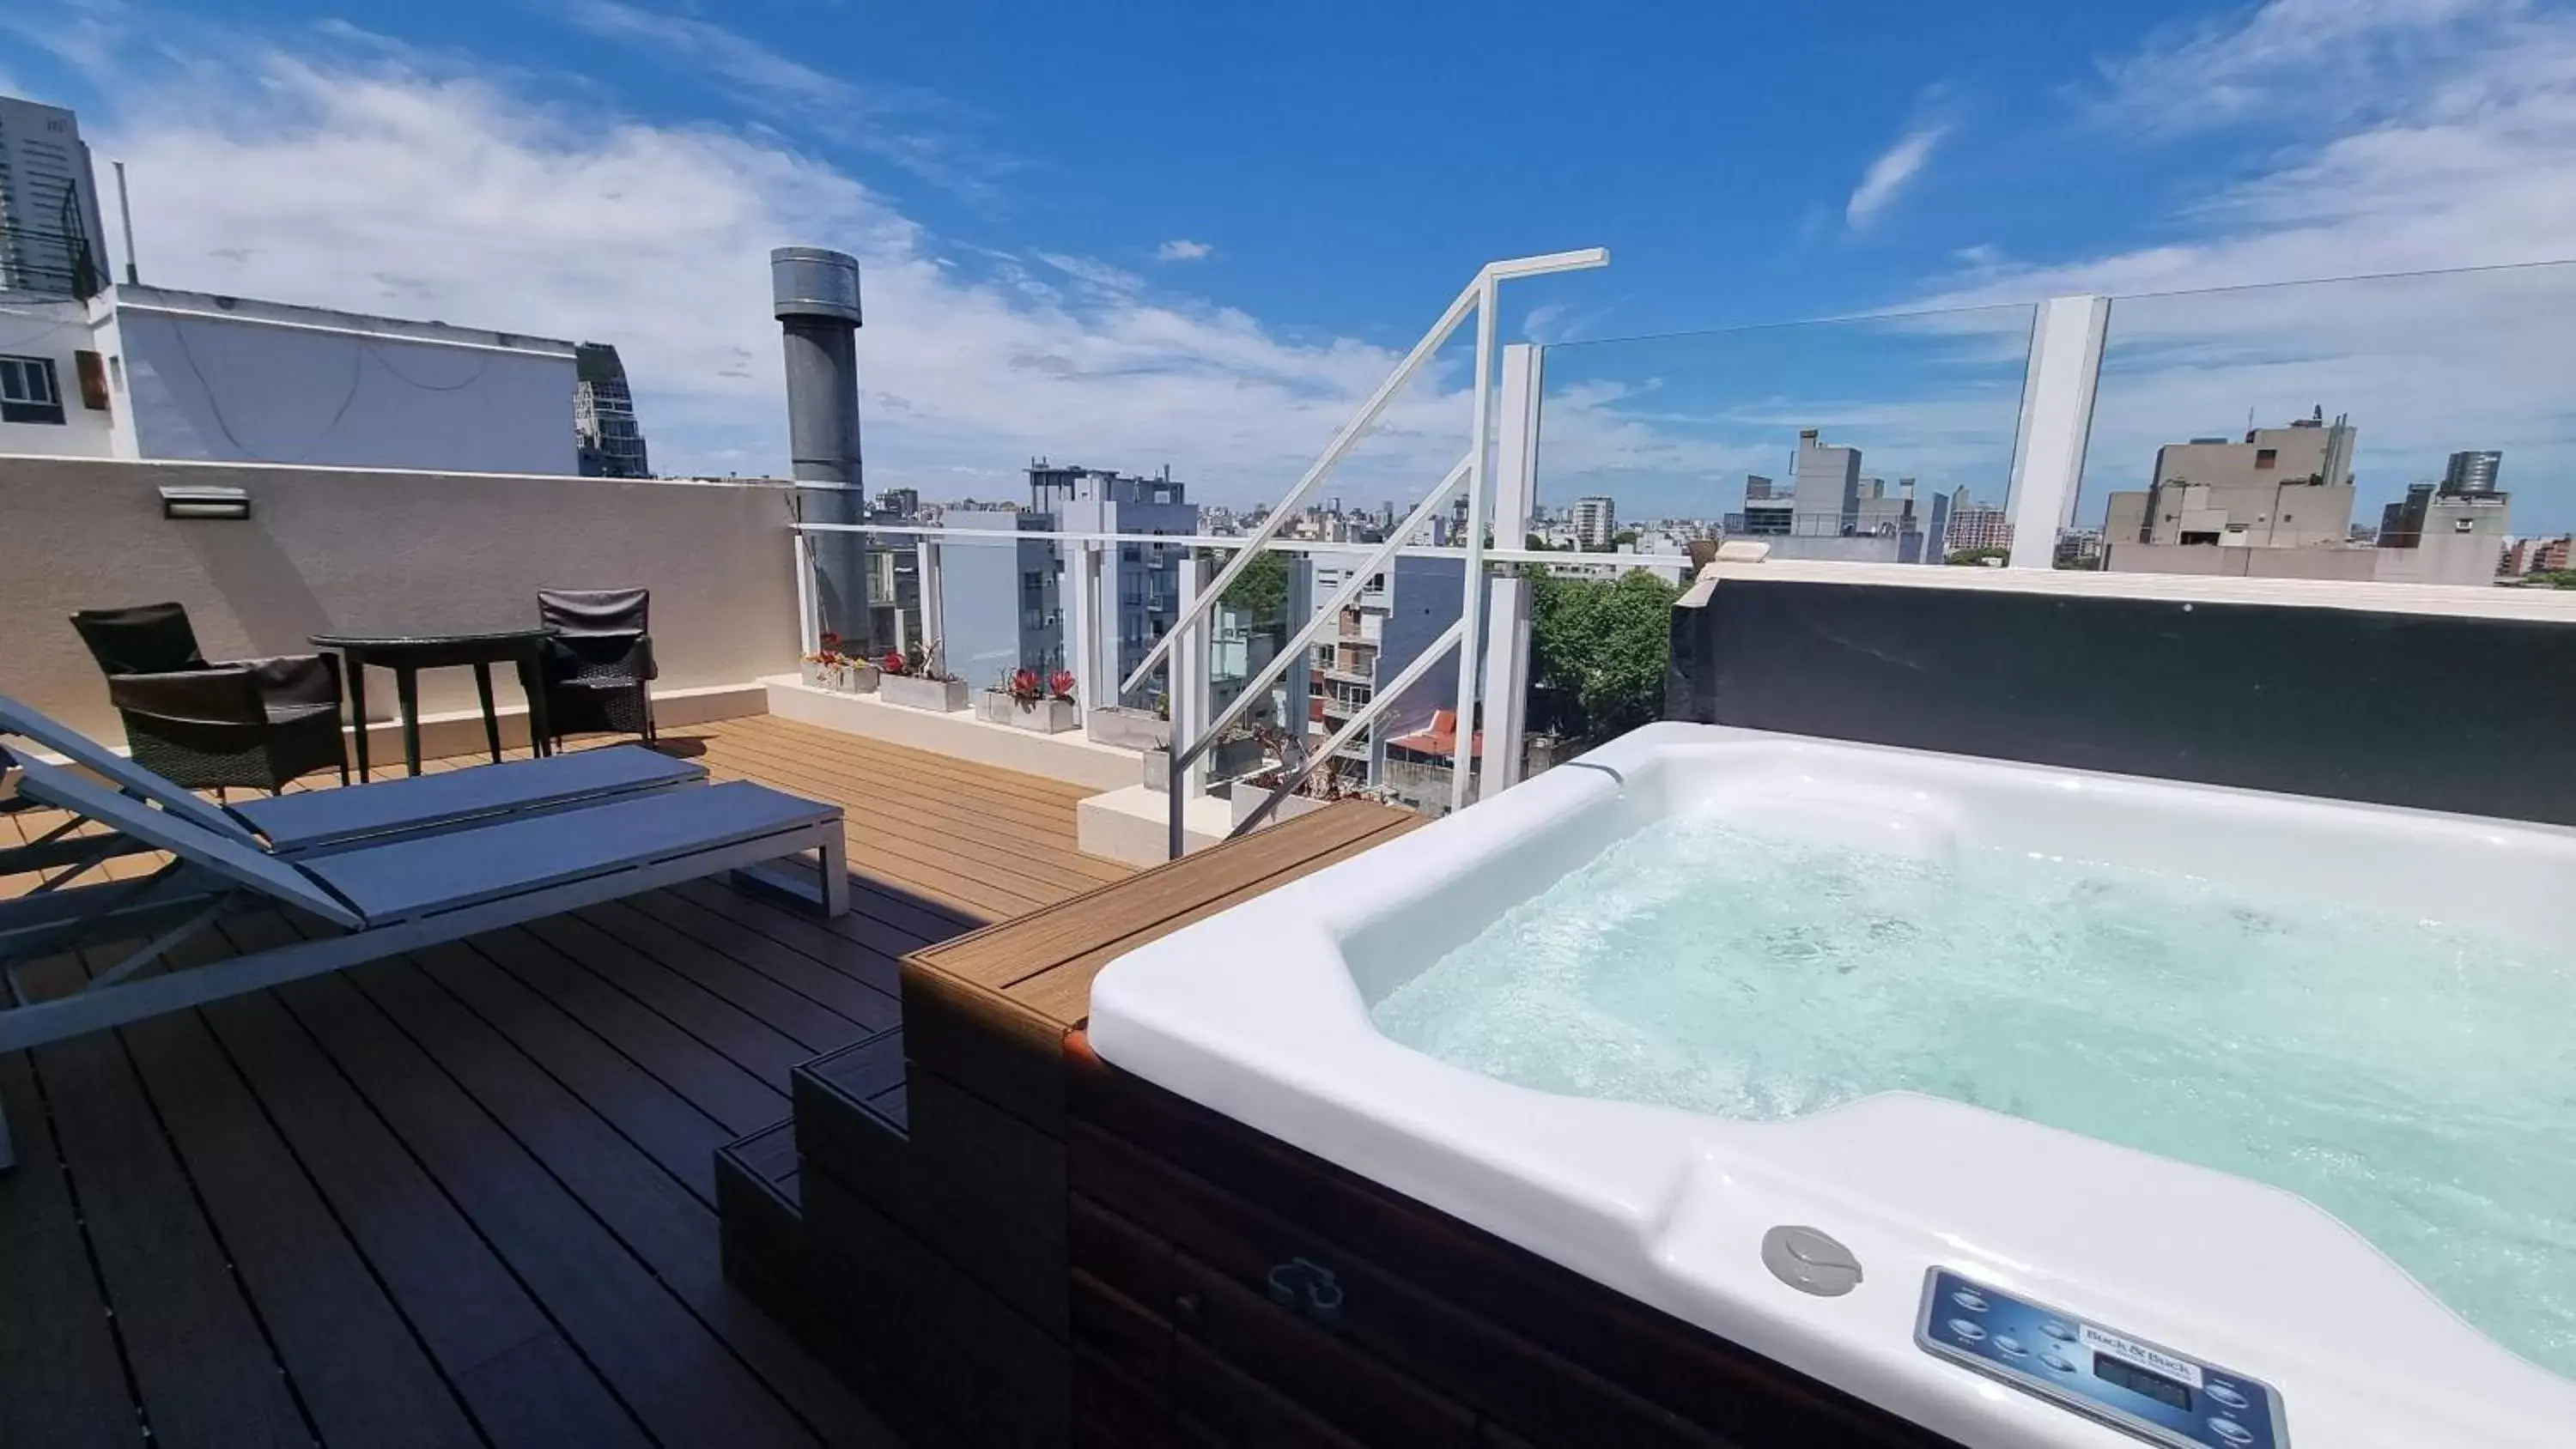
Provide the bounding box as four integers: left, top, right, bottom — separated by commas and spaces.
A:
1085, 722, 2576, 1449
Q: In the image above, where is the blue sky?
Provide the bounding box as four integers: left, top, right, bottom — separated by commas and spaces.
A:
8, 1, 2576, 527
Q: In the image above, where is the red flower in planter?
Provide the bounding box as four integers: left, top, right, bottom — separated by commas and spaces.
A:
1049, 669, 1077, 702
1008, 667, 1043, 704
882, 650, 908, 676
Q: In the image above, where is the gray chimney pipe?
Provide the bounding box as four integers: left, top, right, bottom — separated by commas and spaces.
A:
772, 246, 872, 647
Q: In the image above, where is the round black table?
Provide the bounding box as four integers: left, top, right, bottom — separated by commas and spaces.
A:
310, 627, 557, 780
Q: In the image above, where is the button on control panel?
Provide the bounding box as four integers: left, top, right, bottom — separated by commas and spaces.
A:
1916, 1268, 2287, 1449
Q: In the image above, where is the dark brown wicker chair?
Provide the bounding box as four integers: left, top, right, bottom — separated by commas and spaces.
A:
536, 587, 657, 749
68, 602, 347, 794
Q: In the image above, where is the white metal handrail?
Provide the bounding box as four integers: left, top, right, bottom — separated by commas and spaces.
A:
1229, 618, 1464, 840
1156, 455, 1472, 857
1161, 454, 1468, 779
1115, 248, 1608, 701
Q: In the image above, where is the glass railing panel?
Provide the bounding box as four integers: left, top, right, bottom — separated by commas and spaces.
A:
1532, 303, 2038, 567
2071, 261, 2576, 585
928, 528, 1060, 707
1505, 552, 1688, 793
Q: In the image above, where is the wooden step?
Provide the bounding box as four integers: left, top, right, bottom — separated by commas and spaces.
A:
714, 1118, 804, 1329
792, 1025, 911, 1195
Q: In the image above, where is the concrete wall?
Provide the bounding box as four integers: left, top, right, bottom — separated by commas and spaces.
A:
116, 306, 577, 475
2105, 537, 2499, 586
0, 455, 799, 741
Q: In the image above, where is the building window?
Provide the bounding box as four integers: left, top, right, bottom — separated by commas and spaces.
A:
2254, 448, 2278, 470
0, 356, 66, 425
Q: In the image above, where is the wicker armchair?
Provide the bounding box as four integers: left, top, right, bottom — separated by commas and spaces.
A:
68, 603, 347, 794
536, 587, 657, 748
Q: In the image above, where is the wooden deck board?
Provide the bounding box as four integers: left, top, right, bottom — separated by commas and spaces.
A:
120, 937, 485, 1449
29, 947, 314, 1448
259, 934, 826, 1449
0, 712, 1121, 1447
0, 1051, 147, 1449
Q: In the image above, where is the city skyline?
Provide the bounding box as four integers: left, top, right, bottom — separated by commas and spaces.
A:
6, 3, 2571, 514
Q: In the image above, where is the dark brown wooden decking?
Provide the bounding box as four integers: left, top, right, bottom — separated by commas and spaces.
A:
0, 714, 1133, 1448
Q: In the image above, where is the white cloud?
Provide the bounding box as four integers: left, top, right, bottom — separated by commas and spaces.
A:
1985, 0, 2576, 295
1844, 124, 1948, 230
19, 23, 1473, 501
1913, 0, 2576, 531
1155, 239, 1214, 263
2087, 0, 2503, 138
555, 0, 1012, 203
1034, 252, 1144, 297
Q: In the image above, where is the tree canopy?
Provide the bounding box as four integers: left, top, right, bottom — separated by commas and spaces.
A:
1219, 549, 1291, 621
1528, 567, 1678, 743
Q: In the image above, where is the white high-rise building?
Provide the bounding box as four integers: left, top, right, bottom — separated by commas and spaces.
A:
1569, 495, 1617, 549
0, 95, 109, 299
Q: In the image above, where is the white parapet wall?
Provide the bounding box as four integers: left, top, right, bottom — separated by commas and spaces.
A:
763, 676, 1144, 793
1075, 783, 1235, 867
0, 454, 805, 743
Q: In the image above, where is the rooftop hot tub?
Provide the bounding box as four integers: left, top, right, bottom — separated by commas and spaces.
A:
1089, 721, 2576, 1447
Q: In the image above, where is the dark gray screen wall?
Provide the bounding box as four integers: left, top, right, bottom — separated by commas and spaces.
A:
1666, 579, 2576, 825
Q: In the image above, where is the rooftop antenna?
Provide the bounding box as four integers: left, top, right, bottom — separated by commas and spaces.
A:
112, 160, 139, 284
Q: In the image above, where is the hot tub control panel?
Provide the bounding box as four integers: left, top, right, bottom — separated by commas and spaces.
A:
1916, 1268, 2287, 1448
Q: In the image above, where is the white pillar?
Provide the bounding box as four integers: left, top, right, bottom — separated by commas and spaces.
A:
1173, 549, 1215, 797
914, 539, 944, 665
793, 531, 820, 656
1449, 274, 1501, 812
1063, 541, 1097, 718
1479, 343, 1541, 797
2007, 294, 2110, 569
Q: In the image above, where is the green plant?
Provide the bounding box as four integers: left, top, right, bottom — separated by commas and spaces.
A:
1528, 567, 1679, 743
1947, 547, 2010, 567
1220, 549, 1291, 621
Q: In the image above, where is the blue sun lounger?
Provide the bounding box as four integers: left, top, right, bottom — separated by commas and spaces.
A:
0, 694, 707, 860
0, 724, 847, 1169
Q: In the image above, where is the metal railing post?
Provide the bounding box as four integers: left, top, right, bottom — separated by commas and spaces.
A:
1479, 342, 1543, 797
1177, 549, 1213, 797
1163, 549, 1219, 859
2006, 294, 2110, 569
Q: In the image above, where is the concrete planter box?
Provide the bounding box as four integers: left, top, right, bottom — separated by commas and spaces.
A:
1142, 735, 1265, 791
879, 676, 969, 713
800, 661, 879, 693
1086, 705, 1170, 752
978, 690, 1079, 734
1228, 784, 1330, 831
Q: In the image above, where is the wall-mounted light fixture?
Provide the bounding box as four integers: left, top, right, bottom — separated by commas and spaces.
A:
159, 485, 251, 521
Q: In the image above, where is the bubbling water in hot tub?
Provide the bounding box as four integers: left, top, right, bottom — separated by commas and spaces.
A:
1369, 813, 2576, 1381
